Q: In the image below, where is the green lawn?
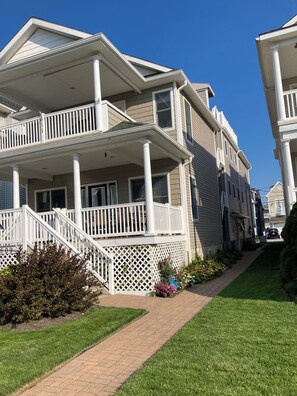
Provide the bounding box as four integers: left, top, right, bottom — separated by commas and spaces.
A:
0, 306, 144, 396
117, 243, 297, 396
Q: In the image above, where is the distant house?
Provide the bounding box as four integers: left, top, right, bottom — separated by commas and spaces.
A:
256, 15, 297, 216
266, 181, 286, 233
0, 17, 253, 294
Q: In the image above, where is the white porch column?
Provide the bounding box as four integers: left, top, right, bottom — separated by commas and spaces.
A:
143, 140, 155, 235
271, 45, 286, 121
12, 165, 20, 209
92, 55, 103, 131
73, 154, 82, 228
281, 140, 295, 215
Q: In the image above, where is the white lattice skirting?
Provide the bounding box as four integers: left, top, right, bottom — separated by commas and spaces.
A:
105, 240, 186, 293
0, 247, 19, 270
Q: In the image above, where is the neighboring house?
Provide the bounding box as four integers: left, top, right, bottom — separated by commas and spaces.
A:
0, 17, 250, 294
212, 106, 253, 250
266, 181, 286, 233
256, 15, 297, 216
250, 188, 265, 238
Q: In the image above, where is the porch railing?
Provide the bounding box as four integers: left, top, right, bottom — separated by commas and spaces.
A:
0, 101, 135, 152
39, 202, 184, 238
283, 89, 297, 119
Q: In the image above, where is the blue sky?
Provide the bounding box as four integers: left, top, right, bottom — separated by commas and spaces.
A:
0, 0, 296, 197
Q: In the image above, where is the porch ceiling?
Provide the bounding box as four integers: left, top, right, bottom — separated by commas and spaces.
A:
0, 36, 143, 112
0, 125, 192, 182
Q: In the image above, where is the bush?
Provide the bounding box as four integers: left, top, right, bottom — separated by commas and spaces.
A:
0, 243, 101, 325
215, 249, 241, 268
186, 257, 227, 284
153, 281, 176, 297
280, 203, 297, 301
158, 257, 175, 283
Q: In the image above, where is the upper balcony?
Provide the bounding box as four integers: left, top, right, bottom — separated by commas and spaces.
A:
0, 101, 134, 154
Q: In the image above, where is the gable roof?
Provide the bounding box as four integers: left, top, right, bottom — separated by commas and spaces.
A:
0, 17, 91, 65
267, 181, 283, 197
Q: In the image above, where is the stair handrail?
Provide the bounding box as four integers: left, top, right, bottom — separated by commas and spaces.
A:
25, 206, 108, 286
53, 208, 114, 294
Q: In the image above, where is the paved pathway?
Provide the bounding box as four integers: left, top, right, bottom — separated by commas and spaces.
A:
20, 250, 261, 396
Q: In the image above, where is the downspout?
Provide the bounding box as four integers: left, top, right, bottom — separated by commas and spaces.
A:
173, 80, 192, 261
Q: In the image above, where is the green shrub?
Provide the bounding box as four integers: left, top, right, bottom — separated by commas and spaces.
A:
280, 246, 297, 301
242, 238, 257, 251
279, 203, 297, 301
0, 243, 101, 325
186, 257, 227, 284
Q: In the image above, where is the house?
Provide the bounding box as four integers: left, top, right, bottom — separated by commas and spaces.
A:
0, 17, 250, 294
256, 15, 297, 216
212, 106, 253, 250
266, 181, 286, 233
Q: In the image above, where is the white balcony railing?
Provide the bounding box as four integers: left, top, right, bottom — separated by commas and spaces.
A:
39, 202, 184, 238
283, 89, 297, 119
0, 101, 134, 152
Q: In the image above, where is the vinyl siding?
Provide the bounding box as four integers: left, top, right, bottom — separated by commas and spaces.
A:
28, 159, 180, 210
107, 106, 129, 129
105, 84, 177, 140
8, 29, 74, 64
180, 93, 222, 256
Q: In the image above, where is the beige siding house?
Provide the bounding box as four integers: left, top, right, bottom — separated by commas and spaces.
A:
266, 181, 286, 233
0, 17, 252, 294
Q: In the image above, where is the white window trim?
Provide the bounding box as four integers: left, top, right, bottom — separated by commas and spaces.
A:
81, 180, 118, 207
34, 187, 67, 212
152, 88, 175, 131
224, 139, 228, 156
184, 98, 194, 144
128, 172, 171, 204
189, 175, 199, 222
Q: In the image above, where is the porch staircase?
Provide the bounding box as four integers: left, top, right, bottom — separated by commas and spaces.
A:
0, 205, 114, 294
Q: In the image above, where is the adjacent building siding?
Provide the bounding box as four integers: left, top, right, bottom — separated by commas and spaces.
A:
8, 29, 74, 64
180, 92, 222, 257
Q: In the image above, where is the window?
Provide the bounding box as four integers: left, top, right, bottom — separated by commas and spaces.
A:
229, 146, 233, 162
233, 184, 236, 198
190, 176, 199, 220
153, 89, 173, 129
228, 180, 231, 196
224, 140, 228, 155
36, 188, 66, 212
237, 187, 240, 200
81, 182, 117, 208
112, 100, 126, 113
130, 175, 169, 204
241, 190, 244, 202
184, 99, 193, 142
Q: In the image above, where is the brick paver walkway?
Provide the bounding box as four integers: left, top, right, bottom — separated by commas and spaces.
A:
19, 250, 261, 396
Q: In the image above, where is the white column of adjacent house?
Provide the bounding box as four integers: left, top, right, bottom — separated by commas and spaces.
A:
271, 45, 286, 121
73, 154, 82, 228
12, 165, 20, 209
143, 140, 155, 235
281, 140, 295, 214
92, 55, 103, 131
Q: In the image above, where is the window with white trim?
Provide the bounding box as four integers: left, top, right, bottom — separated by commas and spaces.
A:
130, 175, 169, 204
224, 140, 228, 155
190, 176, 199, 220
184, 99, 193, 142
35, 188, 66, 212
153, 89, 173, 129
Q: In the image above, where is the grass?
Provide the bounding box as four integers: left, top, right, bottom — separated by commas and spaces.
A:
117, 243, 297, 396
0, 306, 144, 396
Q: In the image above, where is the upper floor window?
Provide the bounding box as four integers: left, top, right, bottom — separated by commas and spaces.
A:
233, 184, 236, 198
35, 188, 66, 212
153, 89, 174, 129
224, 140, 228, 155
112, 100, 126, 113
229, 146, 233, 162
228, 180, 231, 196
184, 99, 193, 142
